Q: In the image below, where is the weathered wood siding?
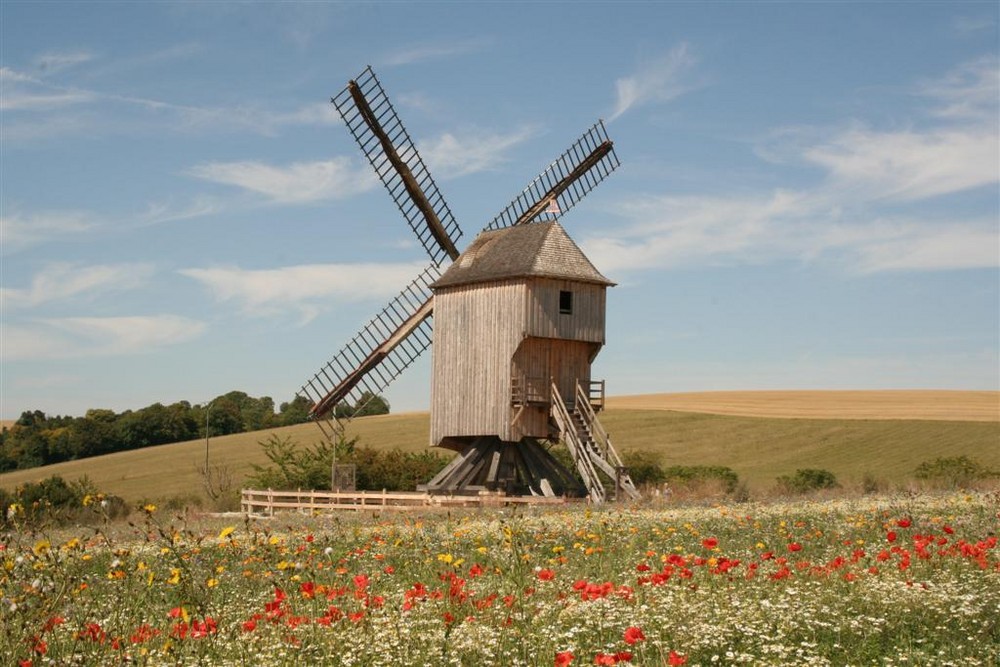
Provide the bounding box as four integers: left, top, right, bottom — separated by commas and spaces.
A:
432, 276, 608, 445
509, 337, 600, 440
525, 278, 605, 343
431, 280, 526, 445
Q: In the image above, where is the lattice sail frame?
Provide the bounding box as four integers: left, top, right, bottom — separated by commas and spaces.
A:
485, 121, 618, 231
332, 66, 461, 265
298, 264, 440, 438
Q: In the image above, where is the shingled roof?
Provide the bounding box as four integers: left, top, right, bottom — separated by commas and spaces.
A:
432, 221, 614, 290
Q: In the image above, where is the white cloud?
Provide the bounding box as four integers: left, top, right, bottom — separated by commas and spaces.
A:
804, 125, 999, 202
381, 39, 490, 67
610, 43, 701, 121
33, 51, 95, 73
186, 158, 376, 203
180, 261, 430, 324
418, 126, 537, 179
917, 55, 999, 121
593, 57, 1000, 276
582, 192, 999, 275
0, 211, 96, 250
2, 316, 206, 361
2, 263, 155, 308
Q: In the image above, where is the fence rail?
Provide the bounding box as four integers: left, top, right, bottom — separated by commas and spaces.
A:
241, 488, 573, 515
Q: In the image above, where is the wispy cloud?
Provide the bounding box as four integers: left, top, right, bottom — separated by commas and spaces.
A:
180, 261, 429, 325
583, 192, 999, 275
381, 38, 491, 67
1, 211, 97, 251
33, 50, 95, 73
2, 263, 155, 308
419, 126, 537, 178
803, 124, 998, 202
2, 315, 205, 361
952, 15, 996, 35
916, 55, 998, 121
2, 57, 339, 138
589, 57, 1000, 276
186, 158, 375, 203
609, 43, 701, 121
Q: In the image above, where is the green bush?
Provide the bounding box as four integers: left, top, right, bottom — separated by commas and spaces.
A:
247, 434, 449, 492
777, 468, 840, 494
0, 475, 128, 527
914, 456, 996, 488
662, 465, 740, 494
620, 450, 666, 485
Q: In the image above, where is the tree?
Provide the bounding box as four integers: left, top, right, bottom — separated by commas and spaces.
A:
279, 395, 313, 426
352, 391, 390, 417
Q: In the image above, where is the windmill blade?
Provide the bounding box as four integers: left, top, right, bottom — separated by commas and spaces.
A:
484, 121, 619, 231
299, 264, 440, 422
332, 66, 461, 264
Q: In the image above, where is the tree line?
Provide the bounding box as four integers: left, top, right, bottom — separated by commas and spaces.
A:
0, 390, 389, 473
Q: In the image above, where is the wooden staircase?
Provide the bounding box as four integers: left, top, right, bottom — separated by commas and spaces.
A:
550, 381, 640, 503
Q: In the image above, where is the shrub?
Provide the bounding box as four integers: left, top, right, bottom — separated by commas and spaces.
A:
247, 434, 450, 492
620, 450, 666, 485
777, 468, 840, 494
0, 475, 127, 527
662, 465, 740, 494
914, 456, 996, 488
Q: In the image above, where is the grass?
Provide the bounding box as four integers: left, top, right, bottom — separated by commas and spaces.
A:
1, 391, 997, 503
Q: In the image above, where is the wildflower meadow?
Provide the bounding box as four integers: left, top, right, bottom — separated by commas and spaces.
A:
3, 492, 998, 666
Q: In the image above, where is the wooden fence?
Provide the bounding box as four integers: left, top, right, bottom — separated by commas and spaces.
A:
240, 488, 574, 515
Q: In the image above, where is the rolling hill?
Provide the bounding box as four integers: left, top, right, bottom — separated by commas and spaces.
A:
1, 391, 996, 502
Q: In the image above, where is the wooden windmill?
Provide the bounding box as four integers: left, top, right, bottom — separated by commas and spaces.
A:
299, 67, 638, 502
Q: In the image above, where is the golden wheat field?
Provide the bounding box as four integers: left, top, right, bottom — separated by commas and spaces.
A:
607, 390, 1000, 421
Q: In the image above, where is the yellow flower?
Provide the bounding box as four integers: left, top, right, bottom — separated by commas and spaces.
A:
437, 553, 454, 564
476, 546, 488, 554
167, 568, 181, 585
32, 540, 51, 557
143, 504, 157, 514
206, 577, 219, 588
219, 526, 236, 540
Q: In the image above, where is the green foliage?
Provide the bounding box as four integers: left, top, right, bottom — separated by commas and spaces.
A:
777, 468, 840, 494
333, 391, 391, 419
620, 450, 667, 485
0, 475, 128, 528
662, 465, 741, 493
914, 456, 997, 488
0, 390, 312, 473
246, 433, 447, 492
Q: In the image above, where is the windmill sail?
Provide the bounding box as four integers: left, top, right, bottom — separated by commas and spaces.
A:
485, 121, 619, 231
332, 66, 461, 264
299, 263, 440, 436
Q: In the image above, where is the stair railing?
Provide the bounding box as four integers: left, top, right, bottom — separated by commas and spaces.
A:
551, 381, 606, 503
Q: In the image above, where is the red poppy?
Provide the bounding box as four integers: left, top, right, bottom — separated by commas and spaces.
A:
668, 651, 688, 665
887, 531, 897, 543
537, 568, 556, 581
623, 626, 646, 644
787, 542, 803, 552
593, 654, 616, 666
555, 651, 575, 666
701, 537, 718, 549
897, 518, 912, 528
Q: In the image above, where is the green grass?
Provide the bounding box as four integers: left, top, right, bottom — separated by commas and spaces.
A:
1, 409, 997, 503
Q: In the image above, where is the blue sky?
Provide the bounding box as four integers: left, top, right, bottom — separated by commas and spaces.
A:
2, 2, 998, 420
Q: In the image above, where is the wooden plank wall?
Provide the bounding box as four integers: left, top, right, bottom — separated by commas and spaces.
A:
431, 280, 526, 444
525, 279, 606, 343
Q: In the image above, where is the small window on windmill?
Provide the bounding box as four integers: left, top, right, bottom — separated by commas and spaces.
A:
559, 290, 573, 315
